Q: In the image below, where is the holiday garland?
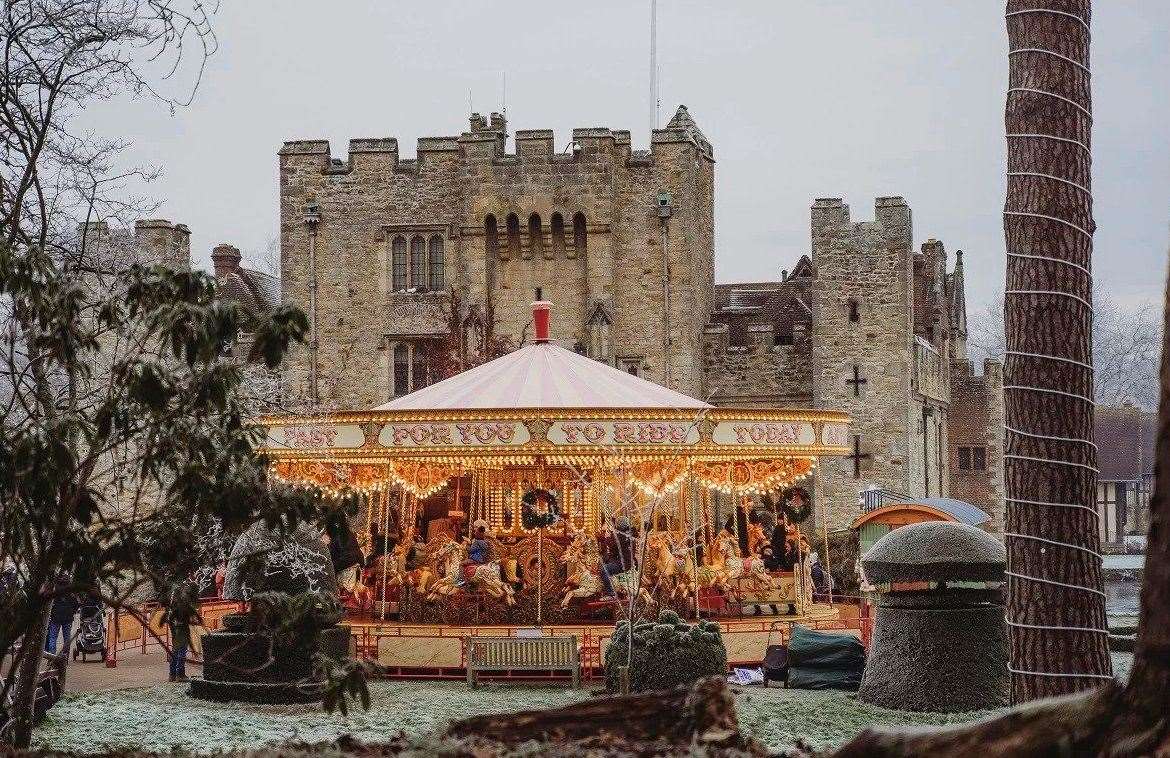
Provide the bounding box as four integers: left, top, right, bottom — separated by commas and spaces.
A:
520, 488, 561, 529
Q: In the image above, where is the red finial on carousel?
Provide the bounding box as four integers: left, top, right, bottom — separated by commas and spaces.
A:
532, 300, 552, 343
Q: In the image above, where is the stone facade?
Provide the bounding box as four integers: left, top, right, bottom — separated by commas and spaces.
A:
267, 107, 1003, 531
708, 200, 1004, 530
277, 106, 714, 408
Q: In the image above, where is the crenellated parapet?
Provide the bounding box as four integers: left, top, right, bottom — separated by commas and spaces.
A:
702, 322, 814, 406
279, 106, 712, 179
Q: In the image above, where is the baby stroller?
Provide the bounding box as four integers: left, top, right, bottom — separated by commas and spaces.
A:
73, 598, 107, 662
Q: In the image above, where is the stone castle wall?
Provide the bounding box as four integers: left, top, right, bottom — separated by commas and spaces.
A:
702, 322, 813, 406
810, 197, 916, 527
949, 359, 1006, 532
278, 110, 715, 408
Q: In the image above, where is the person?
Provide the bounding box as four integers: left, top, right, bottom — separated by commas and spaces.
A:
366, 525, 396, 568
45, 574, 79, 655
325, 511, 364, 592
467, 522, 491, 565
810, 551, 833, 596
404, 531, 426, 572
161, 580, 202, 683
598, 518, 637, 598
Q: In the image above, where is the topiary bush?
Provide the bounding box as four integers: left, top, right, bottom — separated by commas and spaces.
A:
604, 609, 728, 693
221, 520, 337, 601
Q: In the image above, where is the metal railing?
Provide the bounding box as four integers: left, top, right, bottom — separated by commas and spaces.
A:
860, 487, 914, 514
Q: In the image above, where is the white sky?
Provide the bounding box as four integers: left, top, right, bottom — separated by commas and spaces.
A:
79, 1, 1170, 319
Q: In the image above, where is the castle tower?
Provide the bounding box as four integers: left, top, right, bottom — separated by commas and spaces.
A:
810, 197, 917, 528
278, 106, 714, 408
134, 219, 191, 272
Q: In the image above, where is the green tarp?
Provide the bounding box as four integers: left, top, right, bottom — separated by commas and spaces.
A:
786, 624, 865, 691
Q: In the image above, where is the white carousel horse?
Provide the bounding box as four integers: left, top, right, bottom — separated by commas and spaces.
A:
558, 527, 650, 607
709, 530, 780, 595
560, 532, 603, 608
425, 535, 516, 605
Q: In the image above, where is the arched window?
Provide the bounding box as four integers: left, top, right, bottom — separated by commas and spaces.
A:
550, 212, 566, 257
428, 235, 444, 290
573, 212, 588, 258
391, 236, 408, 291
505, 213, 521, 258
528, 214, 544, 258
485, 214, 499, 259
392, 343, 409, 397
410, 236, 426, 289
412, 342, 430, 389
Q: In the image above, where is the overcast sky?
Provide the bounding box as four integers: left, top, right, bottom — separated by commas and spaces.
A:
80, 1, 1170, 319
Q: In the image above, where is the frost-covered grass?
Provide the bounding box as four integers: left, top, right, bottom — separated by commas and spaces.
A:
37, 656, 1137, 755
34, 682, 587, 754
33, 681, 995, 755
733, 686, 1001, 752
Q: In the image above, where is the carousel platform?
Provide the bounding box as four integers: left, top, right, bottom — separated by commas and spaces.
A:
341, 603, 859, 679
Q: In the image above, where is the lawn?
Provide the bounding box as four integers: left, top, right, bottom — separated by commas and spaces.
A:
33, 681, 999, 755
34, 653, 1134, 755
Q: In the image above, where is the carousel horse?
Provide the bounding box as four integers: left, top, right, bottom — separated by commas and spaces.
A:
365, 540, 437, 597
745, 521, 768, 556
674, 544, 732, 599
560, 530, 603, 608
643, 530, 691, 603
558, 526, 650, 608
709, 530, 780, 595
425, 535, 516, 605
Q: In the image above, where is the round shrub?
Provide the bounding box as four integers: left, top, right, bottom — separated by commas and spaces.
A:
604, 609, 728, 693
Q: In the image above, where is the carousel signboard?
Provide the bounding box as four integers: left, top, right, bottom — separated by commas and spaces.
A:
546, 419, 701, 446
377, 421, 531, 448
710, 420, 817, 447
265, 423, 366, 450
820, 421, 850, 447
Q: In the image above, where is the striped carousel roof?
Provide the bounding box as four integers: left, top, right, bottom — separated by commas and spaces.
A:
374, 339, 710, 411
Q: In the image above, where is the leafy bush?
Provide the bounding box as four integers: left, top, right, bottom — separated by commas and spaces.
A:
604, 609, 728, 693
825, 530, 860, 596
248, 590, 344, 654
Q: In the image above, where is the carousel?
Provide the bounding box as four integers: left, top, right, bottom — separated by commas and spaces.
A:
260, 302, 852, 668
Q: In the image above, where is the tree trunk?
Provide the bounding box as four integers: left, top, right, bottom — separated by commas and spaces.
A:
445, 676, 746, 749
831, 245, 1170, 758
1002, 0, 1111, 702
9, 604, 51, 749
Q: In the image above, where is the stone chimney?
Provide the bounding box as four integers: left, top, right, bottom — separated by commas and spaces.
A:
211, 244, 242, 277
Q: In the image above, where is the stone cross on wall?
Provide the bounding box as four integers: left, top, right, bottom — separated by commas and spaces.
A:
848, 434, 871, 479
846, 364, 867, 397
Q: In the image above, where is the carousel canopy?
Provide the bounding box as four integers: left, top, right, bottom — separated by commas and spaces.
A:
260, 302, 851, 497
375, 339, 709, 411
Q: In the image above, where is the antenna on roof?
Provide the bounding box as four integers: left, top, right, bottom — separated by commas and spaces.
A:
649, 0, 658, 133
501, 71, 507, 118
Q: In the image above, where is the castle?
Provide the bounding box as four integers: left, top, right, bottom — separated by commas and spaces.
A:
188, 106, 1005, 531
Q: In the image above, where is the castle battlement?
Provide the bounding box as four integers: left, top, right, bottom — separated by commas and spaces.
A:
278, 105, 713, 177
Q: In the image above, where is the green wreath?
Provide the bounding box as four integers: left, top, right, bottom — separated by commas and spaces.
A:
521, 488, 561, 529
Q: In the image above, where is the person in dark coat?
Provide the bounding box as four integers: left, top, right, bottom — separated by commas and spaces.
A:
598, 518, 638, 598
366, 525, 397, 567
45, 575, 80, 655
161, 581, 202, 682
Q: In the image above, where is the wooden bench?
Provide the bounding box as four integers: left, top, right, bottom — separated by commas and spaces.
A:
465, 635, 579, 688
